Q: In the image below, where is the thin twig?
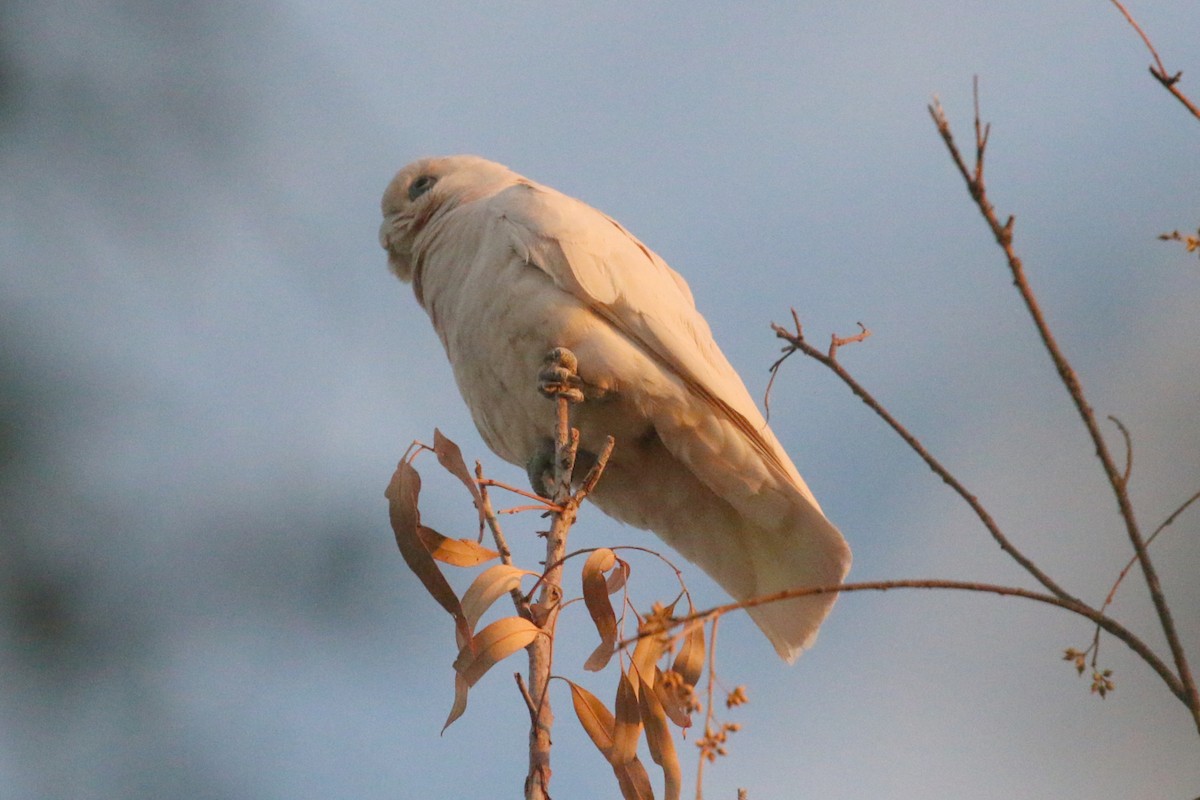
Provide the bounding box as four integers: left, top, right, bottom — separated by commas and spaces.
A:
928, 91, 1199, 732
499, 504, 564, 516
1109, 0, 1169, 76
1101, 487, 1200, 612
619, 579, 1187, 706
1109, 416, 1133, 487
477, 463, 514, 566
762, 309, 802, 421
574, 436, 616, 500
829, 322, 871, 359
1108, 0, 1200, 122
478, 478, 564, 508
515, 671, 539, 721
695, 617, 721, 800
477, 461, 532, 616
772, 315, 1075, 603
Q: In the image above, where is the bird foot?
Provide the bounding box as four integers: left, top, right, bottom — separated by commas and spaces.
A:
525, 443, 557, 499
537, 347, 585, 403
526, 438, 598, 499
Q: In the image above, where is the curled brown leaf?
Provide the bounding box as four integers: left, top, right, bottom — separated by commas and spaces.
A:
582, 548, 620, 671
611, 670, 643, 766
639, 672, 681, 800
567, 679, 616, 757
671, 620, 705, 689
461, 564, 536, 634
452, 616, 543, 687
416, 525, 500, 567
385, 460, 470, 645
432, 428, 486, 533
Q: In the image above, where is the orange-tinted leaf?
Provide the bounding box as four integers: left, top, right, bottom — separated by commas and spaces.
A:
582, 548, 619, 671
653, 668, 694, 729
385, 460, 469, 644
567, 679, 615, 757
611, 670, 642, 766
638, 673, 681, 800
433, 429, 486, 533
452, 616, 542, 687
630, 623, 667, 688
671, 620, 705, 688
417, 525, 500, 567
462, 564, 536, 634
613, 758, 655, 800
442, 671, 469, 734
606, 557, 631, 594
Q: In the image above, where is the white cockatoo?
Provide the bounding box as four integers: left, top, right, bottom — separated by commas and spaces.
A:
379, 155, 850, 661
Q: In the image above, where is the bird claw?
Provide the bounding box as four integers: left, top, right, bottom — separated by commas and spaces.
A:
526, 437, 598, 498
538, 347, 585, 403
525, 443, 557, 499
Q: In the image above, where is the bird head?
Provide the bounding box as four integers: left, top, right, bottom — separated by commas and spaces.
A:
379, 155, 520, 282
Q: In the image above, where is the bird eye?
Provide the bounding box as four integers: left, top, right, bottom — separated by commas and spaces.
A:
408, 175, 437, 201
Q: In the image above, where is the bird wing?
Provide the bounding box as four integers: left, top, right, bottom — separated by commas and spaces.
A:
487, 177, 850, 661
495, 180, 819, 506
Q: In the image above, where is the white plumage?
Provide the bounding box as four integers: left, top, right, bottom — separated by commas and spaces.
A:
379, 155, 851, 661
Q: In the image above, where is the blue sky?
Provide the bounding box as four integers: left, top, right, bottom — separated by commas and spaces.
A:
1, 2, 1197, 798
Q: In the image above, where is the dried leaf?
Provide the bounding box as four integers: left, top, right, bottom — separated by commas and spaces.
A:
461, 564, 536, 634
653, 667, 693, 729
671, 620, 705, 688
613, 759, 656, 800
452, 616, 542, 687
630, 621, 667, 689
416, 525, 500, 567
611, 670, 642, 766
582, 548, 619, 671
639, 673, 681, 800
385, 460, 469, 645
567, 679, 615, 757
433, 428, 485, 533
606, 557, 631, 594
442, 671, 469, 733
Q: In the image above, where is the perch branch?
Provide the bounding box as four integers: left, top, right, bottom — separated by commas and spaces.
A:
524, 347, 600, 800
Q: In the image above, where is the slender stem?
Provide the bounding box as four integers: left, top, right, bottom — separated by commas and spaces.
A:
1099, 487, 1200, 617
928, 94, 1199, 733
695, 617, 720, 800
1108, 0, 1200, 122
773, 315, 1076, 604
526, 366, 583, 799
477, 462, 532, 615
639, 579, 1185, 706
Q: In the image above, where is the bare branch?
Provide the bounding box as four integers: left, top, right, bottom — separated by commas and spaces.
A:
772, 312, 1075, 603
656, 579, 1188, 707
828, 322, 871, 359
1108, 416, 1133, 487
1101, 487, 1200, 612
694, 617, 721, 800
1109, 0, 1169, 77
524, 348, 591, 800
1108, 0, 1200, 122
928, 90, 1199, 731
478, 477, 564, 510
515, 671, 539, 721
575, 435, 616, 500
